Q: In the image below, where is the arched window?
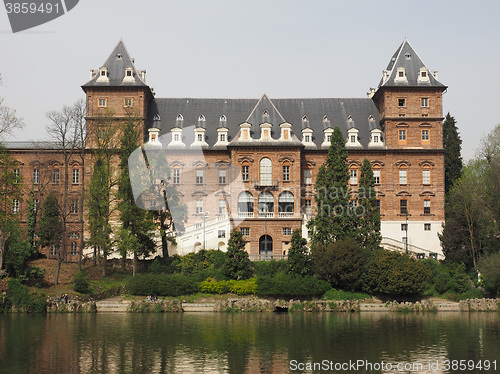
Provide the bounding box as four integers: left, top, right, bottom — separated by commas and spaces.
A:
278, 191, 294, 216
258, 191, 274, 217
259, 157, 272, 186
238, 191, 254, 215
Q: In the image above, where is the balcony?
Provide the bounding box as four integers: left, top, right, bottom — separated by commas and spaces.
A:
258, 212, 274, 218
249, 254, 288, 261
254, 180, 279, 189
237, 212, 254, 218
278, 212, 294, 218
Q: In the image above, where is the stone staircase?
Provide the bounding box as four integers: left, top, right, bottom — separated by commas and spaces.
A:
95, 296, 132, 313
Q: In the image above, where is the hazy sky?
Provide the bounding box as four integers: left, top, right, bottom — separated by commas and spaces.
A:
1, 0, 499, 160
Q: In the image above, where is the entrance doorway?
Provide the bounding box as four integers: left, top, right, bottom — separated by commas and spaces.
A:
259, 235, 273, 256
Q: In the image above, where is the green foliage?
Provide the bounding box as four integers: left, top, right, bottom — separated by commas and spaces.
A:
148, 256, 175, 274
287, 229, 311, 276
479, 253, 500, 295
127, 273, 199, 296
222, 229, 253, 280
257, 274, 331, 296
253, 260, 288, 277
356, 159, 382, 250
363, 250, 430, 295
312, 239, 369, 291
423, 260, 472, 295
443, 113, 463, 194
199, 278, 258, 295
4, 238, 44, 285
321, 288, 371, 301
73, 271, 90, 293
307, 127, 352, 246
38, 193, 63, 249
6, 278, 46, 313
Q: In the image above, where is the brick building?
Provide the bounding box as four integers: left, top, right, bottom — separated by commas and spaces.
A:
5, 38, 446, 260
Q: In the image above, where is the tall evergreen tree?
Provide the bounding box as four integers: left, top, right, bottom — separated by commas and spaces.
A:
357, 159, 382, 250
222, 229, 252, 280
307, 127, 351, 247
117, 120, 155, 276
443, 113, 463, 194
38, 193, 64, 284
287, 229, 311, 276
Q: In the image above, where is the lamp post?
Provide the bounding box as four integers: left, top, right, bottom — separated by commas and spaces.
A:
202, 211, 209, 250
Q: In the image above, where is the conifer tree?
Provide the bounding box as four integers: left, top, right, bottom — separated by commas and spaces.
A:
357, 159, 381, 250
287, 229, 311, 276
118, 120, 156, 276
443, 113, 463, 194
307, 127, 351, 246
222, 229, 252, 280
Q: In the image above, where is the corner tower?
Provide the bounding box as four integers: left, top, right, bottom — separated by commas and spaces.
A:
82, 40, 154, 148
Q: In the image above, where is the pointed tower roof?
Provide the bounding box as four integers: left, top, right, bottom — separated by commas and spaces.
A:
245, 94, 286, 126
82, 40, 148, 88
378, 39, 445, 89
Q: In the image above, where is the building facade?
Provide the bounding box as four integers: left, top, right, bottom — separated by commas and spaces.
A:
6, 39, 446, 261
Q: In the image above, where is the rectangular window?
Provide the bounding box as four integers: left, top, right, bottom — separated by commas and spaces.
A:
124, 98, 133, 107
196, 200, 203, 214
350, 169, 358, 184
12, 199, 19, 214
424, 223, 431, 231
421, 98, 429, 107
326, 135, 332, 142
13, 169, 20, 183
401, 223, 408, 231
98, 98, 107, 107
173, 169, 180, 184
33, 169, 40, 184
305, 199, 312, 214
70, 242, 78, 255
50, 245, 58, 256
282, 227, 292, 236
398, 98, 406, 107
219, 169, 226, 184
70, 199, 79, 214
399, 169, 407, 184
373, 135, 379, 143
174, 134, 180, 141
240, 227, 250, 236
242, 165, 249, 181
34, 199, 39, 212
423, 170, 431, 184
283, 165, 290, 181
305, 135, 310, 142
422, 130, 429, 141
375, 199, 380, 214
304, 169, 312, 184
400, 199, 408, 215
72, 169, 80, 184
52, 169, 60, 184
220, 134, 226, 142
373, 170, 380, 184
350, 135, 356, 143
196, 169, 203, 184
399, 129, 406, 141
197, 134, 203, 142
424, 200, 431, 214
218, 230, 226, 239
218, 200, 227, 214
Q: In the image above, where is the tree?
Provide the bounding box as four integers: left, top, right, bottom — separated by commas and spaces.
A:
287, 229, 311, 276
312, 239, 368, 291
222, 229, 252, 280
357, 159, 382, 250
307, 127, 352, 246
38, 193, 64, 284
479, 253, 500, 296
443, 113, 463, 194
117, 120, 156, 276
0, 145, 22, 271
0, 74, 25, 139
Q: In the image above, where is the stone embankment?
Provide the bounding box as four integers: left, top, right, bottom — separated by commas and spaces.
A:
459, 298, 500, 311
46, 296, 96, 313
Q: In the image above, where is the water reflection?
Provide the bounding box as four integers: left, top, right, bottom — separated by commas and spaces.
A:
0, 312, 499, 373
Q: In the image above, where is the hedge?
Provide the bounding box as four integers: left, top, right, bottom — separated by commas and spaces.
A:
127, 274, 199, 296
257, 274, 331, 296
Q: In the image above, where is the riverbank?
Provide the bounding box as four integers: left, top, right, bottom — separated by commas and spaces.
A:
38, 295, 500, 313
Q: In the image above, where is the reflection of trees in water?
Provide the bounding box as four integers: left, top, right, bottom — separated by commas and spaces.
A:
1, 313, 500, 373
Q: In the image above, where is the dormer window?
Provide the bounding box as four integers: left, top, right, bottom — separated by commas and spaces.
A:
322, 115, 330, 126
174, 134, 180, 142
220, 114, 227, 126
116, 53, 123, 59
100, 70, 106, 77
262, 111, 270, 123
418, 67, 430, 83
197, 134, 203, 142
327, 135, 331, 142
305, 135, 310, 142
126, 70, 132, 77
97, 67, 109, 82
374, 136, 379, 143
123, 67, 135, 82
350, 135, 356, 142
395, 67, 407, 82
220, 134, 226, 142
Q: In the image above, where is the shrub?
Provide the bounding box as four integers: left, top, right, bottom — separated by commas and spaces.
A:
6, 278, 46, 312
287, 229, 311, 276
199, 278, 258, 295
322, 288, 371, 301
127, 274, 198, 296
363, 250, 430, 296
479, 253, 500, 295
312, 239, 369, 291
222, 229, 253, 280
73, 272, 90, 293
423, 260, 473, 295
253, 260, 288, 277
257, 274, 331, 296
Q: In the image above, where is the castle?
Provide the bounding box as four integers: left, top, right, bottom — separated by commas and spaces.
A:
5, 39, 446, 260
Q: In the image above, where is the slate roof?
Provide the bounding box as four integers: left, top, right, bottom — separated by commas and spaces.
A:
82, 40, 147, 88
378, 39, 446, 88
1, 141, 61, 150
147, 95, 382, 149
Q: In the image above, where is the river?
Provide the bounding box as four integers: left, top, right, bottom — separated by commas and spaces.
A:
0, 312, 499, 373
